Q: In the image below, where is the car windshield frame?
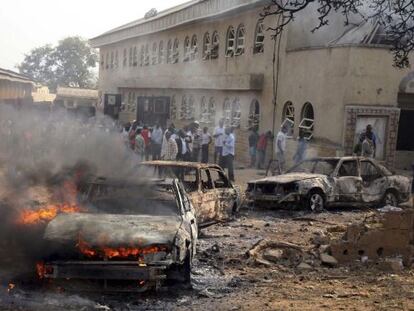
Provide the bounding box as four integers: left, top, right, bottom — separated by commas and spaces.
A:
287, 159, 340, 176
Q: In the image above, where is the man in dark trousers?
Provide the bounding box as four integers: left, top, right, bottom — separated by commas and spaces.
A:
222, 127, 235, 182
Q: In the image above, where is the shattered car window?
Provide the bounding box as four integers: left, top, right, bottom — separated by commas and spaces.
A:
288, 159, 339, 175
87, 184, 180, 216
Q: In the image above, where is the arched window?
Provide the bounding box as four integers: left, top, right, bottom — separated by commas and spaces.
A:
158, 41, 164, 64
133, 46, 138, 66
152, 42, 157, 65
299, 102, 314, 140
170, 95, 177, 120
140, 45, 145, 66
115, 50, 119, 68
110, 51, 114, 68
225, 26, 235, 57
211, 31, 219, 59
235, 24, 245, 56
180, 95, 187, 120
128, 48, 132, 67
106, 52, 109, 69
144, 44, 149, 66
249, 100, 260, 128
202, 32, 210, 60
254, 21, 265, 54
200, 96, 216, 124
180, 95, 194, 120
183, 36, 191, 62
191, 35, 198, 61
223, 98, 231, 125
188, 95, 195, 120
172, 38, 179, 63
231, 98, 241, 128
167, 40, 172, 64
123, 48, 127, 67
282, 101, 295, 137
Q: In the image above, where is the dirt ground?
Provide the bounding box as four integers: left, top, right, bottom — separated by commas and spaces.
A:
1, 168, 414, 311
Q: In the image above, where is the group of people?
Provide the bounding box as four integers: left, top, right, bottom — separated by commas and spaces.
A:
353, 124, 377, 158
121, 118, 236, 181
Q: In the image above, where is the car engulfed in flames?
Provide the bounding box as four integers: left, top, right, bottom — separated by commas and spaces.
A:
37, 178, 197, 291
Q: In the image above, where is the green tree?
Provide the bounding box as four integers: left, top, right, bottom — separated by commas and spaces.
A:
18, 36, 98, 90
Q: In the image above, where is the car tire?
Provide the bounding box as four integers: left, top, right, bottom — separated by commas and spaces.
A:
307, 190, 325, 212
383, 190, 399, 207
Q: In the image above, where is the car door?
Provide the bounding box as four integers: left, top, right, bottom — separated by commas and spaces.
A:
360, 159, 387, 203
334, 159, 362, 202
209, 168, 237, 220
195, 168, 220, 227
176, 181, 197, 256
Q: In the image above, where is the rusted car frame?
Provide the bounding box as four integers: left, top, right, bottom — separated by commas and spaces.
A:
139, 161, 241, 228
246, 157, 411, 211
40, 178, 197, 291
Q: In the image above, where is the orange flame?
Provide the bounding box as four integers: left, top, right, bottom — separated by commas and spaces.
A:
77, 236, 167, 260
18, 204, 82, 225
7, 283, 15, 293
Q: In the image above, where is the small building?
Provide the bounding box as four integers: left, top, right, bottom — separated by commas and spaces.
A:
54, 87, 98, 118
32, 85, 56, 111
0, 68, 33, 106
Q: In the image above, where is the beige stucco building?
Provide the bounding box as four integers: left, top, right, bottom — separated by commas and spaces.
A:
91, 0, 413, 169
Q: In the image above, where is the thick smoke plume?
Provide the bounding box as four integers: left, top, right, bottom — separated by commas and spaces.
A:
0, 105, 142, 279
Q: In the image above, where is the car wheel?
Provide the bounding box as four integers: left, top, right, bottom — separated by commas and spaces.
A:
167, 250, 192, 285
307, 190, 325, 212
383, 190, 398, 206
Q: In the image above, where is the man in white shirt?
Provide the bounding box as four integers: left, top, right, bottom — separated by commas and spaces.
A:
222, 127, 235, 182
151, 123, 163, 160
275, 126, 288, 172
213, 119, 225, 164
201, 126, 212, 163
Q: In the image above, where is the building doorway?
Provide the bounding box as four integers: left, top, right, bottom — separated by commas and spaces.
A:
136, 96, 170, 128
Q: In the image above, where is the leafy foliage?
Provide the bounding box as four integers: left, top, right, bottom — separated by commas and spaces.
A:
18, 36, 98, 90
262, 0, 414, 68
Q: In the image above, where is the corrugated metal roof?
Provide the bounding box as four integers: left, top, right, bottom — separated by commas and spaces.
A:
0, 68, 34, 84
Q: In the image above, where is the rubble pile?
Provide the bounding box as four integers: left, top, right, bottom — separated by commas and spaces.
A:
328, 207, 414, 267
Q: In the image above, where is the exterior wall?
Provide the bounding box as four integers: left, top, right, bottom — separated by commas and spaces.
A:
0, 79, 33, 105
95, 1, 408, 168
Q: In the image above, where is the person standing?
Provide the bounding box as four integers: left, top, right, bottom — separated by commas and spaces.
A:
275, 126, 288, 173
161, 131, 178, 161
366, 124, 377, 157
362, 132, 374, 158
248, 127, 259, 168
293, 130, 307, 165
192, 121, 202, 162
213, 119, 225, 164
141, 125, 151, 160
134, 128, 145, 162
201, 127, 212, 163
256, 131, 271, 169
222, 127, 235, 182
151, 123, 163, 160
176, 130, 190, 161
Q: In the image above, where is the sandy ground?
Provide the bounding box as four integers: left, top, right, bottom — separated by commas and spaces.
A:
1, 168, 414, 311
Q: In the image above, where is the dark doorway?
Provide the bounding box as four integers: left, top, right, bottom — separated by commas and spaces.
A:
103, 94, 122, 119
136, 96, 170, 128
397, 109, 414, 150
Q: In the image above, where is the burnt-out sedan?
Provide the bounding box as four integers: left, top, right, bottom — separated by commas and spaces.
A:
139, 161, 241, 228
246, 157, 411, 211
39, 178, 197, 291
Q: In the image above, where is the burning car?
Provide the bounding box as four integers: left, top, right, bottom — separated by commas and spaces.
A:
246, 157, 411, 211
39, 178, 197, 291
139, 161, 241, 228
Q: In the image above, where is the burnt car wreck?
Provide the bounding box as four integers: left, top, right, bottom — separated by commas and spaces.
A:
139, 161, 241, 228
246, 157, 411, 211
39, 178, 197, 291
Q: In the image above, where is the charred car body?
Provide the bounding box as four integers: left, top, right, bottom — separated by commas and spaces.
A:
139, 161, 241, 228
246, 157, 411, 211
39, 178, 197, 291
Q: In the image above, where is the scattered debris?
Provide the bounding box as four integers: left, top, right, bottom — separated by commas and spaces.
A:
320, 253, 338, 267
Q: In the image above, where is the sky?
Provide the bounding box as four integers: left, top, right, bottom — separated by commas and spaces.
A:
0, 0, 188, 71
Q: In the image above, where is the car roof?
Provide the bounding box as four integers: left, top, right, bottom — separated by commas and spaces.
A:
141, 160, 223, 170
87, 176, 177, 187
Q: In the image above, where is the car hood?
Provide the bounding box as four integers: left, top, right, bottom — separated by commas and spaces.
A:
249, 173, 326, 184
44, 213, 182, 248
